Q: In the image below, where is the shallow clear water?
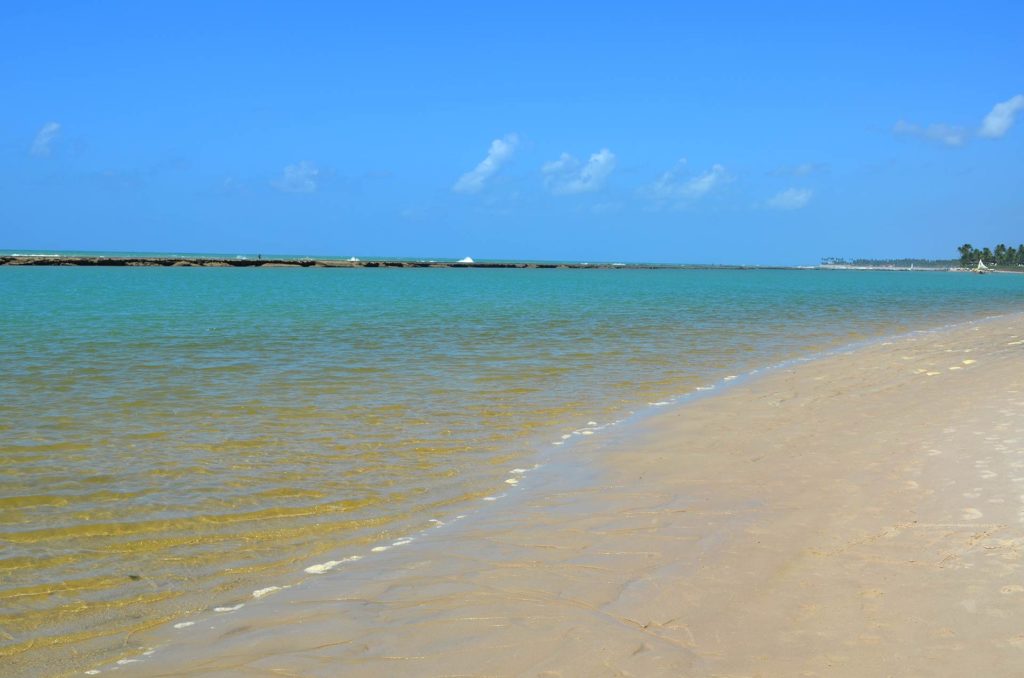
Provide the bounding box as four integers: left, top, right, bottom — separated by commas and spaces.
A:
1, 267, 1022, 672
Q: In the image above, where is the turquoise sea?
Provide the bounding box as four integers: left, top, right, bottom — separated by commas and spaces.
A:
2, 266, 1023, 674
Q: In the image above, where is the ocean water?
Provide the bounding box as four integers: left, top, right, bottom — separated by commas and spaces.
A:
2, 267, 1023, 674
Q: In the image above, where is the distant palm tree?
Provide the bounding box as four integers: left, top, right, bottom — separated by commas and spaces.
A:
995, 244, 1008, 266
957, 243, 976, 267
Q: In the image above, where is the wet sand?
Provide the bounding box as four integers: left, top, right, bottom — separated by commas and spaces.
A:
113, 314, 1024, 677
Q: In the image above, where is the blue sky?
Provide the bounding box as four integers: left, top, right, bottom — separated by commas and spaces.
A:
2, 1, 1022, 264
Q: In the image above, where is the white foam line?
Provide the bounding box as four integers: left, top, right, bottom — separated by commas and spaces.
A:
213, 603, 245, 612
429, 518, 445, 526
371, 545, 390, 552
304, 555, 362, 575
85, 670, 101, 675
453, 345, 907, 557
305, 561, 341, 574
172, 621, 194, 629
392, 539, 412, 547
252, 585, 287, 599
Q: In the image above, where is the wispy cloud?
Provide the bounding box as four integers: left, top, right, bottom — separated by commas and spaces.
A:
766, 187, 813, 210
453, 134, 519, 194
273, 161, 319, 193
646, 159, 729, 205
893, 93, 1024, 147
542, 148, 616, 195
213, 176, 247, 196
892, 120, 967, 147
31, 122, 61, 156
979, 94, 1024, 138
769, 162, 827, 177
680, 163, 728, 198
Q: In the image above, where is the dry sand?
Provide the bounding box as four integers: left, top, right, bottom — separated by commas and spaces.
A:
113, 314, 1024, 677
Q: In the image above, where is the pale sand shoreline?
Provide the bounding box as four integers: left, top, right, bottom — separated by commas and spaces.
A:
111, 313, 1024, 677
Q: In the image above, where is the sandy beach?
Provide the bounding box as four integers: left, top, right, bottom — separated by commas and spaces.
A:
104, 313, 1024, 677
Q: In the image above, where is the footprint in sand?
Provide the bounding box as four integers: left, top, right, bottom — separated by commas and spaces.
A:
963, 508, 984, 520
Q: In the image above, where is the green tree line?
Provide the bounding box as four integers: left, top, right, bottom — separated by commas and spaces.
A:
957, 243, 1024, 268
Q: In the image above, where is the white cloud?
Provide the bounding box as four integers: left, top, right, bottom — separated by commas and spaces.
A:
647, 159, 729, 203
31, 122, 60, 156
541, 148, 616, 195
453, 134, 519, 194
892, 120, 967, 147
682, 163, 728, 198
766, 187, 813, 210
892, 94, 1024, 147
979, 94, 1024, 138
273, 161, 319, 193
